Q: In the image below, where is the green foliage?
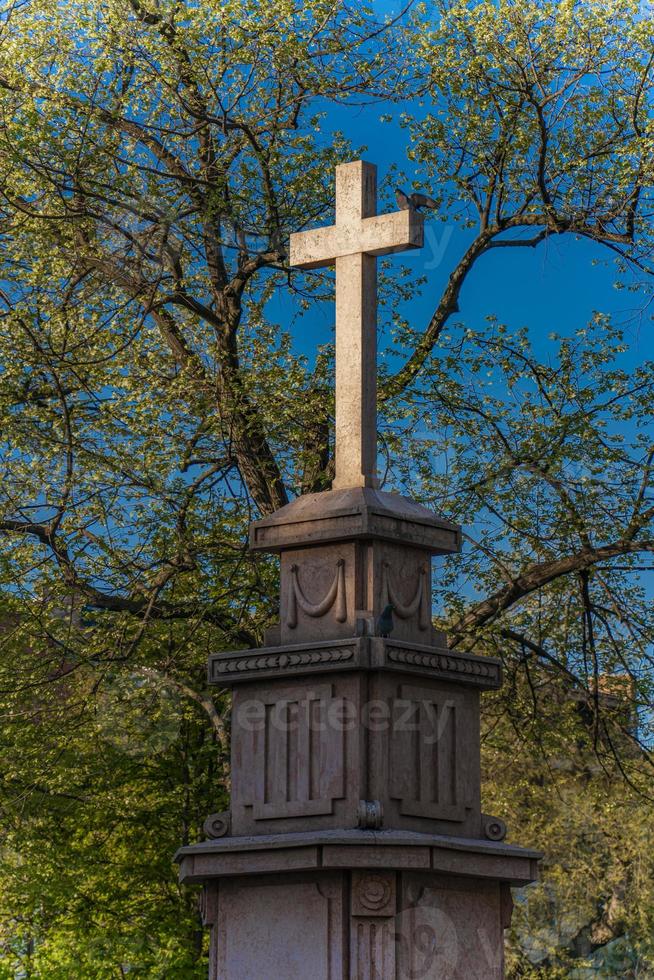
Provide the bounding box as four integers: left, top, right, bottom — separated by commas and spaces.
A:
404, 0, 653, 250
0, 597, 225, 975
482, 688, 654, 976
0, 0, 652, 974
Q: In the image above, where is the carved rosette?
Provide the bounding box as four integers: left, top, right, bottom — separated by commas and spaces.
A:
483, 814, 507, 842
353, 873, 395, 916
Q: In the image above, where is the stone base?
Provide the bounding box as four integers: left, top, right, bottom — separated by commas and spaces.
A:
177, 831, 539, 979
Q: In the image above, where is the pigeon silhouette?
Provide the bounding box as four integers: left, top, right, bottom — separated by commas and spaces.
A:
377, 603, 394, 638
395, 188, 411, 210
395, 187, 438, 212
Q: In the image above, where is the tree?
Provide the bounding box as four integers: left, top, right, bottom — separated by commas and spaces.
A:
481, 669, 654, 977
0, 0, 652, 973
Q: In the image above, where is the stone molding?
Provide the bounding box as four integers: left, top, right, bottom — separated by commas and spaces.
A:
208, 636, 502, 689
176, 828, 541, 888
209, 639, 362, 684
249, 486, 461, 555
376, 640, 502, 687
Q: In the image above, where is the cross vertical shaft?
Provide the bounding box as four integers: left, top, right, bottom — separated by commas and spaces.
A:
289, 160, 424, 490
334, 251, 377, 488
334, 162, 378, 489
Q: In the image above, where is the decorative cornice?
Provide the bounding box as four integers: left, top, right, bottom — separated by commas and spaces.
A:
382, 644, 501, 688
209, 640, 362, 685
208, 637, 502, 689
176, 829, 541, 888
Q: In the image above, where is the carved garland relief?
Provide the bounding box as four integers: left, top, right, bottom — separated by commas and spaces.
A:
287, 558, 347, 628
285, 557, 431, 631
381, 560, 430, 631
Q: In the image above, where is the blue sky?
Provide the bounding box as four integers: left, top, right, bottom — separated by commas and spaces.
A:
272, 102, 650, 367
267, 26, 651, 373
264, 65, 654, 620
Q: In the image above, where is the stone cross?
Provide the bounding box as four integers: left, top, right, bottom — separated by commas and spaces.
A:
289, 160, 424, 490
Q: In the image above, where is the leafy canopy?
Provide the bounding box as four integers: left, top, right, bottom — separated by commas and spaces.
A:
0, 0, 652, 974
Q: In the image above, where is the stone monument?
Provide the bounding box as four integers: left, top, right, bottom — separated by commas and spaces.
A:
176, 161, 540, 979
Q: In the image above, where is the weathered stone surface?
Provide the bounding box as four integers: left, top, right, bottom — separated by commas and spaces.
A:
399, 873, 509, 979
214, 873, 345, 979
190, 864, 534, 980
289, 161, 424, 490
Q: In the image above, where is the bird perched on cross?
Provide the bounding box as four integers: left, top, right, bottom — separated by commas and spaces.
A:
395, 187, 438, 212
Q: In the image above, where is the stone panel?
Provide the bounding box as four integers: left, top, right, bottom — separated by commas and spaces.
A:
368, 673, 482, 836
230, 674, 364, 836
370, 541, 433, 644
215, 873, 345, 980
389, 684, 465, 822
229, 668, 486, 836
397, 873, 505, 980
280, 543, 358, 643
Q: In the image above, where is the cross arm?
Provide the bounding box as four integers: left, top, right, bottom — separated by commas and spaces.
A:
289, 210, 424, 269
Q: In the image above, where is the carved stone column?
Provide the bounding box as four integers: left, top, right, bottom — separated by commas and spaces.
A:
176, 488, 540, 978
350, 871, 397, 978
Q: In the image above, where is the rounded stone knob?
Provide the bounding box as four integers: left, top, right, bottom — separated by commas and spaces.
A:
483, 815, 507, 842
203, 811, 231, 840
357, 800, 383, 830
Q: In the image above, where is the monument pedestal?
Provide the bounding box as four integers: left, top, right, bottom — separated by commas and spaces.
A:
176, 488, 540, 978
179, 830, 539, 979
